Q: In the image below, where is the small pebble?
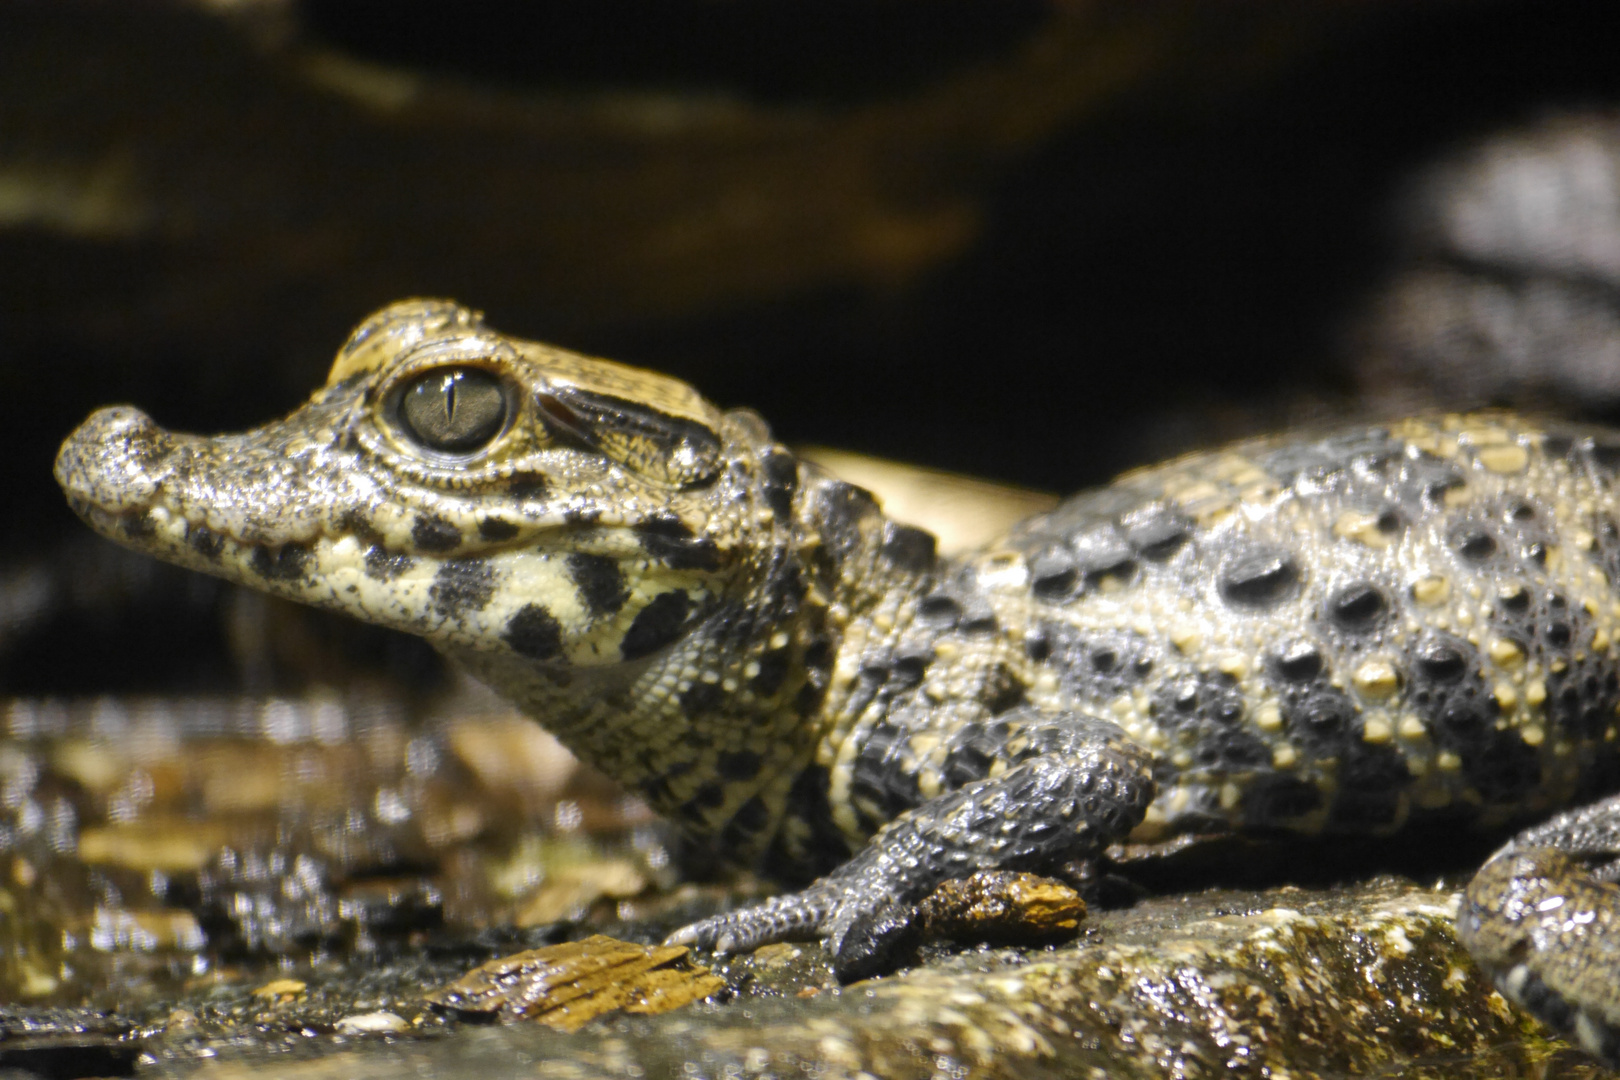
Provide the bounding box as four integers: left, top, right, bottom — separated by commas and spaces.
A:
334, 1011, 410, 1034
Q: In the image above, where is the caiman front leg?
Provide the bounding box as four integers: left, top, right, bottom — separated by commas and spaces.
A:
668, 709, 1157, 981
1458, 793, 1620, 1065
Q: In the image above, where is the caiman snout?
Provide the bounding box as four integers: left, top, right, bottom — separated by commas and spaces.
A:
55, 405, 172, 514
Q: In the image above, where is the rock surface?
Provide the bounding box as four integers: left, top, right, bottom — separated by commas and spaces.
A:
0, 692, 1604, 1077
112, 882, 1597, 1079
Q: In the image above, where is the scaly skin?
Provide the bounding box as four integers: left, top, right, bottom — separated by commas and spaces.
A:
53, 299, 1620, 1062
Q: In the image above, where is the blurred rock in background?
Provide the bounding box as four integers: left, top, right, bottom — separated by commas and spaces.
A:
1358, 112, 1620, 415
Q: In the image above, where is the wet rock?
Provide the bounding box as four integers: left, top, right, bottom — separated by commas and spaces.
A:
0, 692, 1600, 1076
1359, 112, 1620, 418
251, 978, 307, 1004
104, 880, 1588, 1080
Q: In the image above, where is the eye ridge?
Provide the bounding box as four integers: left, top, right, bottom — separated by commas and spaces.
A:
396, 366, 511, 454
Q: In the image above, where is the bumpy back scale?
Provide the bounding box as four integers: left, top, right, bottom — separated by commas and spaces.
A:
53, 299, 1620, 1060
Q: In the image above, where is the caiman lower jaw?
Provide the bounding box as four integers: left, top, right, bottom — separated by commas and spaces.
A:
59, 485, 349, 615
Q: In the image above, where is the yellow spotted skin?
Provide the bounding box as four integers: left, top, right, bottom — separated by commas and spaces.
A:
50, 300, 1620, 1037
987, 412, 1620, 840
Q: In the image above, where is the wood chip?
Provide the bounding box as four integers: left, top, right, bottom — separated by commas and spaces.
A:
425, 934, 724, 1031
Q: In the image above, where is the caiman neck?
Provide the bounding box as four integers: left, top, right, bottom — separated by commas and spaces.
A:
452, 457, 946, 857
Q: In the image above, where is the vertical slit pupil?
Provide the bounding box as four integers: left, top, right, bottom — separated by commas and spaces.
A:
400, 367, 508, 452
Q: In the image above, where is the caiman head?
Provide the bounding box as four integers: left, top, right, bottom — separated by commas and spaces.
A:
55, 299, 797, 676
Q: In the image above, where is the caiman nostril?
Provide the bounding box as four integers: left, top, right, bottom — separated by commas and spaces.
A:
55, 405, 168, 510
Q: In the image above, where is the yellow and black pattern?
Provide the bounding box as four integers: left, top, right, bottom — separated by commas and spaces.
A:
52, 300, 1620, 1056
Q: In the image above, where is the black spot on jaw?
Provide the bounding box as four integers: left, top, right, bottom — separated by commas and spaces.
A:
879, 523, 936, 574
636, 514, 693, 540
429, 558, 495, 618
802, 636, 833, 670
412, 514, 462, 553
478, 517, 520, 541
567, 552, 629, 617
1327, 583, 1391, 632
504, 603, 564, 661
620, 590, 693, 661
636, 516, 720, 571
765, 764, 849, 880
121, 510, 156, 541
1219, 548, 1300, 608
338, 510, 384, 546
795, 678, 827, 718
251, 543, 311, 582
365, 545, 415, 580
188, 523, 224, 559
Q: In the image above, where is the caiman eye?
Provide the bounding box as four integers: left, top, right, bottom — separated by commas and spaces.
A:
396, 367, 511, 453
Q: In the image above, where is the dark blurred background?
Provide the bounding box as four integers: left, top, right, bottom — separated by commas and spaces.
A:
6, 0, 1620, 697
